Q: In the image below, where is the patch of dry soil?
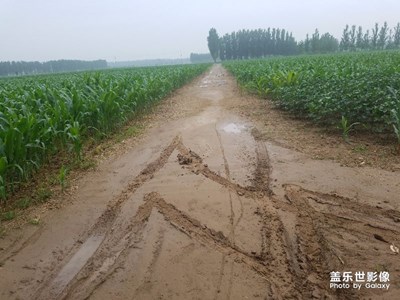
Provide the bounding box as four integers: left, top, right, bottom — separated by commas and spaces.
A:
0, 65, 399, 299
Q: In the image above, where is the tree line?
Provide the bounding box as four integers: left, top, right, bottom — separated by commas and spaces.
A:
0, 59, 107, 77
338, 22, 400, 51
208, 22, 400, 62
208, 28, 298, 62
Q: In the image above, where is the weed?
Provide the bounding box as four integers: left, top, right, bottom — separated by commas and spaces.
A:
59, 165, 68, 192
35, 188, 52, 203
75, 158, 96, 170
0, 225, 5, 238
353, 144, 368, 153
115, 125, 142, 143
17, 197, 31, 209
1, 211, 16, 221
29, 217, 40, 225
339, 116, 360, 143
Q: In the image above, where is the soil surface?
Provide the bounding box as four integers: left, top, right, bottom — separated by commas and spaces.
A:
1, 65, 400, 299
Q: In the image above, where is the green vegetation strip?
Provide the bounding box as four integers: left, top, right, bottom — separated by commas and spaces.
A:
0, 64, 210, 200
224, 51, 400, 137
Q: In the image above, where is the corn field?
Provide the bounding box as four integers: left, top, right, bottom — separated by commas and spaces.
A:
224, 51, 400, 132
0, 64, 210, 200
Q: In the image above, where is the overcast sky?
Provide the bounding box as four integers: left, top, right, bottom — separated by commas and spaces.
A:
1, 0, 399, 62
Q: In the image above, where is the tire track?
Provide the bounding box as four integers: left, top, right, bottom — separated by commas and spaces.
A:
215, 125, 235, 299
215, 126, 235, 245
134, 228, 165, 296
213, 253, 227, 300
281, 184, 400, 299
251, 128, 273, 196
65, 192, 283, 299
33, 135, 181, 300
176, 140, 267, 197
47, 184, 294, 299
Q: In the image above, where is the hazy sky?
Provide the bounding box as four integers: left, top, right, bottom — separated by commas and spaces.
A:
1, 0, 399, 62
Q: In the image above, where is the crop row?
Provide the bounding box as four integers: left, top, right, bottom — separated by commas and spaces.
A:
0, 64, 210, 199
223, 51, 400, 134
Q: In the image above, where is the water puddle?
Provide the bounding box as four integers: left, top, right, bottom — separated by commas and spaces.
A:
200, 79, 210, 88
222, 123, 246, 134
49, 235, 104, 296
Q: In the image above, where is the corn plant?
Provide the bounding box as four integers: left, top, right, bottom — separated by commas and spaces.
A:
389, 88, 400, 153
392, 111, 400, 154
59, 165, 68, 193
339, 116, 360, 143
65, 121, 83, 161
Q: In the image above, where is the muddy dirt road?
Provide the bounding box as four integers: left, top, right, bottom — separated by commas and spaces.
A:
1, 65, 400, 299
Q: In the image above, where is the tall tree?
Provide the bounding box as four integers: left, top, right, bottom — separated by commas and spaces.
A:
371, 23, 379, 50
349, 25, 357, 51
378, 21, 389, 49
393, 23, 400, 48
219, 38, 226, 61
231, 32, 238, 59
311, 29, 320, 53
356, 26, 363, 50
363, 30, 370, 49
304, 34, 311, 53
207, 28, 220, 63
340, 25, 350, 51
319, 33, 339, 53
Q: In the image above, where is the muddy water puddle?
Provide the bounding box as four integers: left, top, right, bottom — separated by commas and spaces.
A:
50, 235, 104, 296
221, 122, 246, 134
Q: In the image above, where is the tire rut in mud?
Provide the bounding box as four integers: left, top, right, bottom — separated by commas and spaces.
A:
279, 184, 400, 299
31, 132, 400, 300
33, 133, 281, 299
34, 135, 182, 299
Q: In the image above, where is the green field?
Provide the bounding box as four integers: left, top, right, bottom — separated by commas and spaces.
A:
224, 51, 400, 133
0, 64, 210, 199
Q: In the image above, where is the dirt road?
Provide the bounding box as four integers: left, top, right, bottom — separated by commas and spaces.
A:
1, 65, 400, 299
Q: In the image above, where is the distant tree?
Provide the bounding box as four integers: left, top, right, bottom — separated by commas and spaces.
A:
340, 25, 350, 51
371, 23, 379, 49
304, 34, 311, 53
319, 33, 339, 53
363, 30, 370, 49
311, 29, 320, 53
231, 32, 238, 59
237, 30, 249, 59
393, 23, 400, 48
219, 37, 226, 61
356, 26, 363, 50
207, 28, 220, 63
386, 29, 394, 49
297, 40, 305, 54
378, 21, 389, 49
223, 34, 232, 60
275, 28, 281, 54
0, 59, 106, 77
265, 28, 272, 55
349, 25, 357, 51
